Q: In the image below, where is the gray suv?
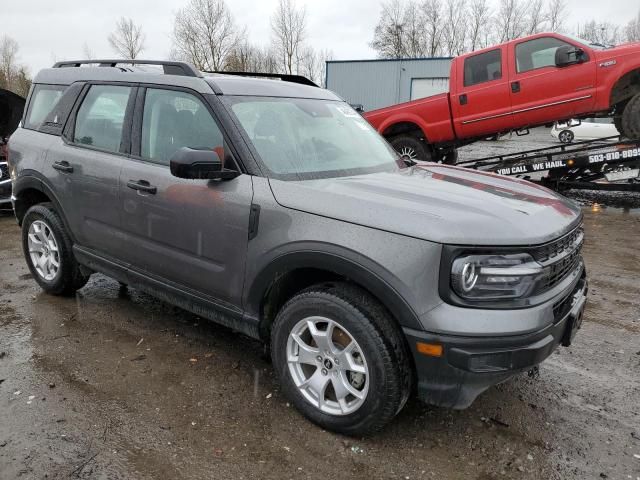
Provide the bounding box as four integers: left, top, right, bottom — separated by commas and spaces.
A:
8, 60, 588, 435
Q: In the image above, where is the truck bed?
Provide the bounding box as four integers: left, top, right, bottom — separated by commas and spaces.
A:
364, 93, 456, 144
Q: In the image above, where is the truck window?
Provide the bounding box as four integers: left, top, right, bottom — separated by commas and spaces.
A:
463, 49, 502, 87
24, 85, 66, 130
515, 37, 574, 73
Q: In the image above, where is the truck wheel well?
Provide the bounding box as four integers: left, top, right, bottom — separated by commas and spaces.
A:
382, 122, 425, 142
14, 188, 51, 224
611, 69, 640, 108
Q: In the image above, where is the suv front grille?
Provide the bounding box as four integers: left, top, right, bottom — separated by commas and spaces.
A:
532, 224, 584, 292
530, 225, 584, 264
0, 162, 8, 182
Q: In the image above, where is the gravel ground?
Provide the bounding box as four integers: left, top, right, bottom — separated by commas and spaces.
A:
1, 133, 639, 479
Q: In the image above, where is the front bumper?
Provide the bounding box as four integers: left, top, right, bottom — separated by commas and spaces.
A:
404, 273, 588, 409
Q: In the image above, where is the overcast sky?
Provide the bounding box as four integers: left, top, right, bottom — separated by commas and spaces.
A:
3, 0, 636, 74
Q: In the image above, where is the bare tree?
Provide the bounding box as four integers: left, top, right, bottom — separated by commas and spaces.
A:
495, 0, 529, 42
0, 35, 31, 97
14, 67, 31, 98
546, 0, 567, 32
173, 0, 244, 71
0, 35, 19, 90
224, 40, 281, 74
370, 0, 408, 58
108, 17, 145, 59
402, 1, 428, 57
271, 0, 307, 74
421, 0, 444, 56
317, 48, 334, 87
299, 46, 319, 83
82, 42, 95, 60
579, 20, 621, 46
625, 9, 640, 42
442, 0, 468, 55
524, 0, 545, 35
468, 0, 492, 51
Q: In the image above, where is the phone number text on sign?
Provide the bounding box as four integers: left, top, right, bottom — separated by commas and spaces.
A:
589, 148, 640, 164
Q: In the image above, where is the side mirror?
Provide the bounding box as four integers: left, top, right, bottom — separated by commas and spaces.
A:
555, 46, 585, 67
169, 147, 239, 180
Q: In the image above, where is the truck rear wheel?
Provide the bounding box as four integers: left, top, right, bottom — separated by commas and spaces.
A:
620, 94, 640, 139
441, 149, 458, 165
390, 135, 432, 162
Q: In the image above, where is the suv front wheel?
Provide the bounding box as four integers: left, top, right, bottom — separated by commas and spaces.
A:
22, 203, 90, 295
271, 282, 412, 436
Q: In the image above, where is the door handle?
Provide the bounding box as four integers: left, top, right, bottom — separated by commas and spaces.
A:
459, 94, 468, 105
511, 81, 521, 93
52, 160, 73, 173
127, 179, 157, 194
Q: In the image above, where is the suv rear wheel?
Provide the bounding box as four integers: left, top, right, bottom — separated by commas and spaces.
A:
271, 282, 411, 436
22, 203, 90, 295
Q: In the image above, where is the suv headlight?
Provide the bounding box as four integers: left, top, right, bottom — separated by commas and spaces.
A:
451, 253, 544, 301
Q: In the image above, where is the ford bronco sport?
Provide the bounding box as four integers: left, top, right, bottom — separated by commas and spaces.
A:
8, 60, 588, 435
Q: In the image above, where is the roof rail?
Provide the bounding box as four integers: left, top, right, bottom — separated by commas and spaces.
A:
52, 60, 202, 78
205, 71, 318, 87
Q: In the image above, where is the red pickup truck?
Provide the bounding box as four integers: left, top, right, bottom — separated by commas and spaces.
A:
364, 32, 640, 163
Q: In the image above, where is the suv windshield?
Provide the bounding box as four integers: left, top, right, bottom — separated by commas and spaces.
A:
224, 96, 404, 180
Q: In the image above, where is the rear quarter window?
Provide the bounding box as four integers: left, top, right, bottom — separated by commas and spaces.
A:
24, 85, 66, 130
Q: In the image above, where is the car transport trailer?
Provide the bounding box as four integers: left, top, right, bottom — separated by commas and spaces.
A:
455, 135, 640, 192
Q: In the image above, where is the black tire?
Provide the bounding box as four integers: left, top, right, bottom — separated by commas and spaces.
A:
21, 203, 90, 296
441, 148, 458, 165
271, 282, 412, 436
621, 94, 640, 140
558, 130, 574, 144
390, 135, 432, 162
614, 115, 624, 137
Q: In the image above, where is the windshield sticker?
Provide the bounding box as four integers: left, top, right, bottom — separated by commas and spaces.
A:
336, 105, 360, 118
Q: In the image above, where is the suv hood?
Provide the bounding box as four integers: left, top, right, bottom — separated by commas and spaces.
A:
0, 88, 25, 139
268, 164, 582, 245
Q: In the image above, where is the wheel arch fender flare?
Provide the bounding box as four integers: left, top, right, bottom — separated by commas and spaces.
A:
13, 174, 76, 242
378, 114, 430, 142
245, 249, 423, 333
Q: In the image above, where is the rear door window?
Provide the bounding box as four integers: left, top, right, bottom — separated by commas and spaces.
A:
24, 85, 66, 130
463, 49, 502, 87
73, 85, 132, 153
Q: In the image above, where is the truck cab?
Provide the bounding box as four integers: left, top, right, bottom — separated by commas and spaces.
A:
366, 33, 640, 162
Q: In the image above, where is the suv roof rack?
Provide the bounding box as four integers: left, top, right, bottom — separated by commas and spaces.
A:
52, 60, 202, 78
206, 71, 318, 87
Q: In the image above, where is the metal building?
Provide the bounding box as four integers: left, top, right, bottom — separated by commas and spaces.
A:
325, 57, 453, 112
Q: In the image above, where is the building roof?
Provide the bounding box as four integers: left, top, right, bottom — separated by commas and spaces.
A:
327, 56, 453, 65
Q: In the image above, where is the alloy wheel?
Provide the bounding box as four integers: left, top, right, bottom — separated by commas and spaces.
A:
27, 220, 61, 281
398, 146, 417, 160
559, 130, 573, 143
286, 316, 369, 416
